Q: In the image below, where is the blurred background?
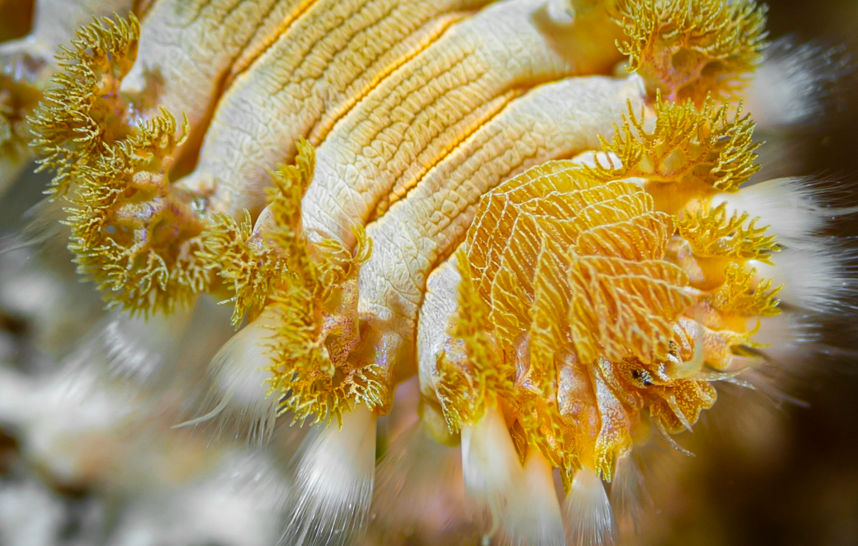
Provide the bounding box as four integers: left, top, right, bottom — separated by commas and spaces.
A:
641, 1, 858, 544
1, 0, 857, 544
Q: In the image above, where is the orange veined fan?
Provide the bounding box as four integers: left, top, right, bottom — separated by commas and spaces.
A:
0, 0, 855, 544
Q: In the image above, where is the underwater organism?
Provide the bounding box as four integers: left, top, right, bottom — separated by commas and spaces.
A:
1, 0, 855, 544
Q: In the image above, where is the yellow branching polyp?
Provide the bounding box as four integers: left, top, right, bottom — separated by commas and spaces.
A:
63, 115, 210, 314
436, 252, 514, 431
677, 202, 779, 261
614, 0, 768, 103
199, 141, 324, 327
29, 16, 141, 196
598, 95, 760, 196
252, 141, 381, 425
709, 262, 781, 318
28, 15, 213, 314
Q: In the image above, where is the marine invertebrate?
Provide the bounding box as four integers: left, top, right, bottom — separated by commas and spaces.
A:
0, 0, 138, 193
3, 0, 855, 544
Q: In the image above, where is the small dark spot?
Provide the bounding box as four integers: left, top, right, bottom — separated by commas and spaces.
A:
631, 368, 653, 387
668, 340, 679, 357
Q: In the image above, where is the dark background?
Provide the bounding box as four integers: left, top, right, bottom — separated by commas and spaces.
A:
651, 1, 858, 544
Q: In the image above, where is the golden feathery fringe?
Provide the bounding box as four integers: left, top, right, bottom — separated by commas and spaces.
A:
646, 378, 717, 434
614, 0, 768, 103
569, 256, 693, 367
63, 111, 211, 315
200, 139, 367, 327
435, 159, 740, 482
196, 210, 268, 326
28, 15, 141, 197
709, 263, 781, 318
254, 140, 381, 426
27, 13, 216, 314
678, 202, 779, 261
596, 95, 759, 193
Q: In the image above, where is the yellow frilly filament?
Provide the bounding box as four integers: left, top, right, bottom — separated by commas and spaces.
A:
199, 139, 383, 425
254, 142, 383, 425
614, 0, 768, 104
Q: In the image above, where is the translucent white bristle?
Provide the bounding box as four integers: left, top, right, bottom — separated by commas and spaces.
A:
500, 450, 565, 546
752, 247, 854, 314
563, 467, 616, 546
610, 453, 646, 535
728, 312, 834, 404
0, 198, 66, 256
711, 178, 827, 242
751, 313, 818, 367
0, 364, 146, 486
282, 407, 377, 546
113, 451, 290, 546
77, 308, 194, 385
177, 309, 280, 443
460, 405, 522, 538
746, 39, 848, 130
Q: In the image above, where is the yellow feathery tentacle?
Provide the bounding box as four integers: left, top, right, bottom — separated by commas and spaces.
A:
708, 263, 781, 318
677, 202, 779, 262
28, 14, 216, 314
595, 95, 760, 204
195, 139, 317, 326
614, 0, 768, 103
62, 111, 212, 314
435, 251, 515, 433
235, 140, 380, 426
29, 15, 141, 196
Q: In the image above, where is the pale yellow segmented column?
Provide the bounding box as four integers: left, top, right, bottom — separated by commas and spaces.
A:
417, 252, 463, 400
180, 0, 491, 215
119, 0, 306, 151
358, 75, 646, 376
300, 0, 622, 251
